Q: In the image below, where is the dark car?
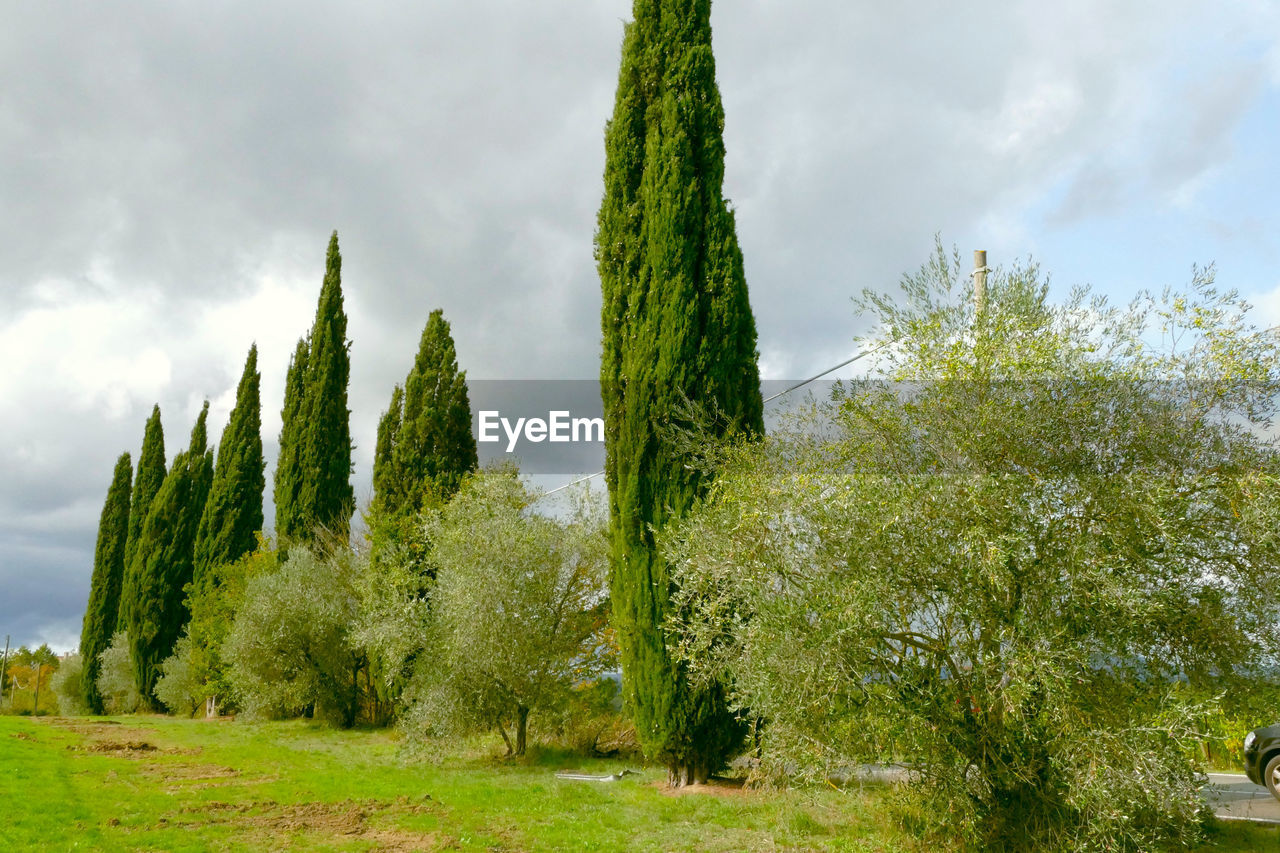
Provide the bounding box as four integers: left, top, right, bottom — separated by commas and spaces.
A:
1244, 724, 1280, 801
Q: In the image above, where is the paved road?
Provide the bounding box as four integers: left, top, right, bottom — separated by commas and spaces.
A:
1206, 773, 1280, 824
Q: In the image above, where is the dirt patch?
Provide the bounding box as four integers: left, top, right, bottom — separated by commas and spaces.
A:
653, 778, 753, 799
87, 740, 157, 753
163, 797, 453, 850
10, 731, 37, 742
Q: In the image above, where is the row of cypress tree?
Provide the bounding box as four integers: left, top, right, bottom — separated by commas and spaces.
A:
82, 0, 758, 787
79, 230, 478, 714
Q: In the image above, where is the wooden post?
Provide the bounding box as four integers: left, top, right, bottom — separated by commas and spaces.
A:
0, 635, 9, 705
32, 660, 42, 716
973, 250, 988, 318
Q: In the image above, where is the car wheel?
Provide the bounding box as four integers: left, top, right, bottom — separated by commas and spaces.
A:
1266, 755, 1280, 803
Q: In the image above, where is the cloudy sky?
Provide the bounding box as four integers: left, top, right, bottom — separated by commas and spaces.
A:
3, 1, 1279, 652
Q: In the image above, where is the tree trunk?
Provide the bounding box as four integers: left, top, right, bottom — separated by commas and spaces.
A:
667, 757, 711, 788
515, 706, 529, 756
498, 724, 515, 756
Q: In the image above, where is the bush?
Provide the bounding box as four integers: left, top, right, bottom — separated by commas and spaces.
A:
50, 654, 88, 716
155, 634, 203, 717
223, 545, 370, 727
96, 632, 141, 714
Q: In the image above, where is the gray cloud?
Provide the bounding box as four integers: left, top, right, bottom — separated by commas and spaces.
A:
1, 1, 1276, 649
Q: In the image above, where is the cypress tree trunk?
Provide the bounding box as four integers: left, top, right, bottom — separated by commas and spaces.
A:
80, 452, 133, 714
596, 0, 763, 785
193, 344, 265, 585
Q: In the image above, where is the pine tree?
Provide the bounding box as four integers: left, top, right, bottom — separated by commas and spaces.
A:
595, 0, 764, 785
120, 405, 166, 630
274, 231, 354, 544
80, 452, 133, 714
274, 336, 310, 542
126, 404, 215, 705
193, 345, 265, 585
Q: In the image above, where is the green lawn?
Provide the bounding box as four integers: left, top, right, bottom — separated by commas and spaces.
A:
0, 715, 1272, 852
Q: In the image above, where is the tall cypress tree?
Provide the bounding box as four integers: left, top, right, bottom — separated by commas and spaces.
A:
126, 403, 215, 705
120, 405, 166, 631
596, 0, 764, 785
274, 336, 310, 542
372, 309, 477, 519
80, 452, 133, 714
193, 345, 265, 585
275, 231, 354, 544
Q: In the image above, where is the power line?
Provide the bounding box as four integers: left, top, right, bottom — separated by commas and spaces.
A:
539, 344, 885, 498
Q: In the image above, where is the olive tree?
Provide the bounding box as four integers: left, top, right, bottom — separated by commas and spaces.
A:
663, 247, 1280, 851
223, 546, 369, 727
96, 632, 141, 714
396, 468, 610, 756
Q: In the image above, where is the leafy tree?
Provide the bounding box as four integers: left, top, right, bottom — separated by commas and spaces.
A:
4, 645, 59, 716
125, 404, 215, 706
595, 0, 763, 784
275, 232, 354, 544
95, 632, 141, 714
120, 406, 166, 629
154, 634, 202, 717
369, 309, 478, 568
223, 546, 368, 727
274, 337, 310, 541
395, 469, 610, 755
663, 249, 1280, 850
80, 452, 133, 713
166, 543, 277, 718
193, 344, 265, 584
51, 653, 87, 716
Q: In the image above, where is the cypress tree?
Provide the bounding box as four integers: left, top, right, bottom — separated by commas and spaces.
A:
80, 452, 133, 714
120, 405, 166, 630
372, 310, 477, 520
274, 336, 310, 542
193, 344, 265, 585
275, 231, 354, 544
126, 403, 215, 705
595, 0, 764, 785
371, 383, 404, 513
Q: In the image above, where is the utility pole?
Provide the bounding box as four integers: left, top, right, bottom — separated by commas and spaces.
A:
0, 635, 9, 706
972, 250, 989, 318
32, 654, 43, 716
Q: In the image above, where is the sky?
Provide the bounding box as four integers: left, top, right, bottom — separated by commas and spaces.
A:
2, 1, 1279, 652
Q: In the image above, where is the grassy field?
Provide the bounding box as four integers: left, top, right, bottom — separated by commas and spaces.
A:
0, 715, 1273, 852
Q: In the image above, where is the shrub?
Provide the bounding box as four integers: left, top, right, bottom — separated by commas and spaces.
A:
96, 632, 141, 714
50, 654, 88, 716
223, 545, 369, 726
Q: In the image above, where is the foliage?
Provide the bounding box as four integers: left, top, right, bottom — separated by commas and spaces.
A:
223, 545, 369, 727
394, 469, 611, 756
80, 451, 133, 714
95, 632, 141, 714
595, 0, 764, 784
663, 246, 1280, 850
193, 344, 265, 585
125, 404, 215, 707
119, 405, 166, 630
274, 335, 309, 542
275, 231, 354, 544
173, 541, 277, 717
51, 653, 88, 716
154, 634, 203, 717
2, 645, 59, 715
368, 308, 478, 571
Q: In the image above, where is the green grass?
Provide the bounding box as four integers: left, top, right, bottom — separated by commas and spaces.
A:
0, 715, 1274, 852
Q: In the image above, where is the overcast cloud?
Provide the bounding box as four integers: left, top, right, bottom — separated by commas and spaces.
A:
2, 1, 1278, 651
